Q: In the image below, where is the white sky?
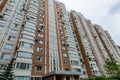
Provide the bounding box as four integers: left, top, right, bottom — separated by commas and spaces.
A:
58, 0, 120, 45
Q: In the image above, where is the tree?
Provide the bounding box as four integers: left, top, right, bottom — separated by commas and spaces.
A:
94, 76, 107, 80
84, 76, 107, 80
84, 59, 120, 80
104, 59, 120, 79
0, 58, 16, 80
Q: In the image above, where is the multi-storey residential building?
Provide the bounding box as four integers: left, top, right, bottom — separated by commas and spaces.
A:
0, 0, 120, 80
118, 46, 120, 51
70, 11, 120, 77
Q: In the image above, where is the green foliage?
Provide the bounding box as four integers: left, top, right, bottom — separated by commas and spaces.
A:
84, 59, 120, 80
84, 76, 107, 80
0, 58, 16, 80
104, 59, 120, 78
94, 76, 107, 80
84, 76, 120, 80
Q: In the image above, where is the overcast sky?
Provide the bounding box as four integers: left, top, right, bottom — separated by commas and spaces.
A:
58, 0, 120, 45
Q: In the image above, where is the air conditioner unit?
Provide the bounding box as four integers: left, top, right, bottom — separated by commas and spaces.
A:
35, 39, 38, 42
0, 13, 3, 18
16, 47, 19, 50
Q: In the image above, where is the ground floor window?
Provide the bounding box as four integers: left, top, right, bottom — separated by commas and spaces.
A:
66, 77, 70, 80
14, 76, 30, 80
34, 77, 42, 80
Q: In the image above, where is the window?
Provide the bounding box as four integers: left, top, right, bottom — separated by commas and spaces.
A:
0, 64, 6, 70
72, 68, 81, 72
90, 64, 97, 68
14, 76, 30, 80
38, 28, 44, 32
13, 23, 19, 28
34, 77, 42, 80
22, 34, 34, 40
15, 18, 21, 22
0, 19, 6, 24
62, 41, 65, 44
8, 36, 16, 41
62, 46, 66, 50
0, 65, 3, 70
63, 53, 67, 57
24, 27, 35, 33
35, 65, 42, 71
64, 68, 70, 71
5, 8, 12, 13
93, 70, 99, 75
20, 63, 26, 69
15, 62, 31, 70
38, 34, 43, 37
61, 36, 64, 39
0, 26, 4, 30
71, 60, 79, 65
69, 53, 78, 57
68, 47, 76, 51
1, 53, 10, 59
8, 4, 14, 9
37, 47, 43, 52
18, 51, 32, 58
16, 63, 19, 68
38, 40, 43, 44
9, 0, 15, 4
20, 42, 33, 48
10, 29, 17, 34
36, 56, 42, 61
64, 60, 69, 65
60, 31, 63, 34
83, 71, 86, 75
26, 21, 36, 27
4, 44, 13, 50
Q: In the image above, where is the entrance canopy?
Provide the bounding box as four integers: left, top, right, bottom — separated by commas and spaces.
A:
43, 71, 81, 80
